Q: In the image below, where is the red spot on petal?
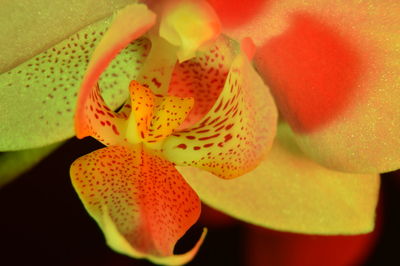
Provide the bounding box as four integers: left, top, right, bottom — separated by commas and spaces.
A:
255, 13, 362, 133
177, 144, 187, 149
206, 0, 270, 28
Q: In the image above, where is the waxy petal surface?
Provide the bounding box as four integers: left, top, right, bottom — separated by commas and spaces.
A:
169, 37, 234, 128
163, 51, 277, 179
0, 142, 62, 187
0, 0, 133, 73
136, 36, 178, 96
75, 4, 156, 141
0, 18, 149, 151
159, 0, 221, 61
222, 0, 400, 173
70, 145, 203, 265
127, 80, 156, 144
178, 123, 380, 234
145, 95, 194, 144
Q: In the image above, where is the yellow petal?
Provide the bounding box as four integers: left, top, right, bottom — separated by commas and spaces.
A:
159, 0, 221, 61
178, 123, 380, 234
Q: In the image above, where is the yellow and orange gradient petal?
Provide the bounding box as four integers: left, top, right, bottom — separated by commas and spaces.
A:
178, 123, 380, 234
163, 48, 278, 179
70, 145, 205, 265
75, 4, 156, 141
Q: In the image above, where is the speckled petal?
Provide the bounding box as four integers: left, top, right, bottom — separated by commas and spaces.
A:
0, 0, 134, 73
169, 36, 235, 129
0, 17, 149, 151
137, 36, 179, 96
178, 123, 380, 234
76, 4, 156, 141
222, 0, 400, 173
163, 49, 277, 179
145, 95, 194, 144
126, 81, 156, 144
70, 145, 204, 265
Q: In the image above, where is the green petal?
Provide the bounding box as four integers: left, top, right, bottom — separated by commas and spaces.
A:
178, 123, 380, 234
0, 142, 62, 187
0, 0, 133, 73
0, 17, 148, 151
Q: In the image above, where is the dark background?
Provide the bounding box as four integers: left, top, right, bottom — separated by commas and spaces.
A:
0, 138, 399, 266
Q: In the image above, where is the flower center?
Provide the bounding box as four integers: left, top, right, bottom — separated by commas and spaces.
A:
125, 80, 194, 149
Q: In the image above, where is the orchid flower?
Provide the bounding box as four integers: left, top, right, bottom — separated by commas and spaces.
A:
1, 0, 398, 264
69, 2, 277, 263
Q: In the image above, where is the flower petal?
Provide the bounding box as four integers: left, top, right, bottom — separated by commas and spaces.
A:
0, 17, 148, 151
136, 36, 178, 95
0, 0, 133, 73
0, 142, 62, 187
126, 80, 156, 144
159, 0, 221, 61
178, 123, 380, 234
76, 4, 156, 140
225, 0, 400, 173
169, 36, 235, 128
163, 49, 277, 179
70, 145, 204, 265
145, 95, 194, 144
206, 0, 270, 29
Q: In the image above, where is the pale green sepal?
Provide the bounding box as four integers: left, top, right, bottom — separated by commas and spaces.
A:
0, 141, 63, 187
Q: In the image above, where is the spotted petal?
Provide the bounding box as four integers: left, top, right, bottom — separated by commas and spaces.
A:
70, 145, 204, 265
0, 16, 148, 150
75, 4, 156, 144
0, 0, 133, 73
163, 47, 277, 179
168, 36, 235, 129
220, 0, 400, 173
178, 123, 380, 234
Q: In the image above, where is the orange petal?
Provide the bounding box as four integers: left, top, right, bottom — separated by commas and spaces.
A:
75, 4, 156, 140
163, 49, 278, 179
126, 80, 155, 144
145, 95, 194, 144
169, 36, 235, 129
226, 0, 400, 173
70, 145, 204, 265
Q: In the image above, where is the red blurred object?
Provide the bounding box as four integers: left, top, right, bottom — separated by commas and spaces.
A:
244, 206, 382, 266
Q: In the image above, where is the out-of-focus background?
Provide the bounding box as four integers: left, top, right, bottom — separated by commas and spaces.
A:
0, 138, 397, 266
